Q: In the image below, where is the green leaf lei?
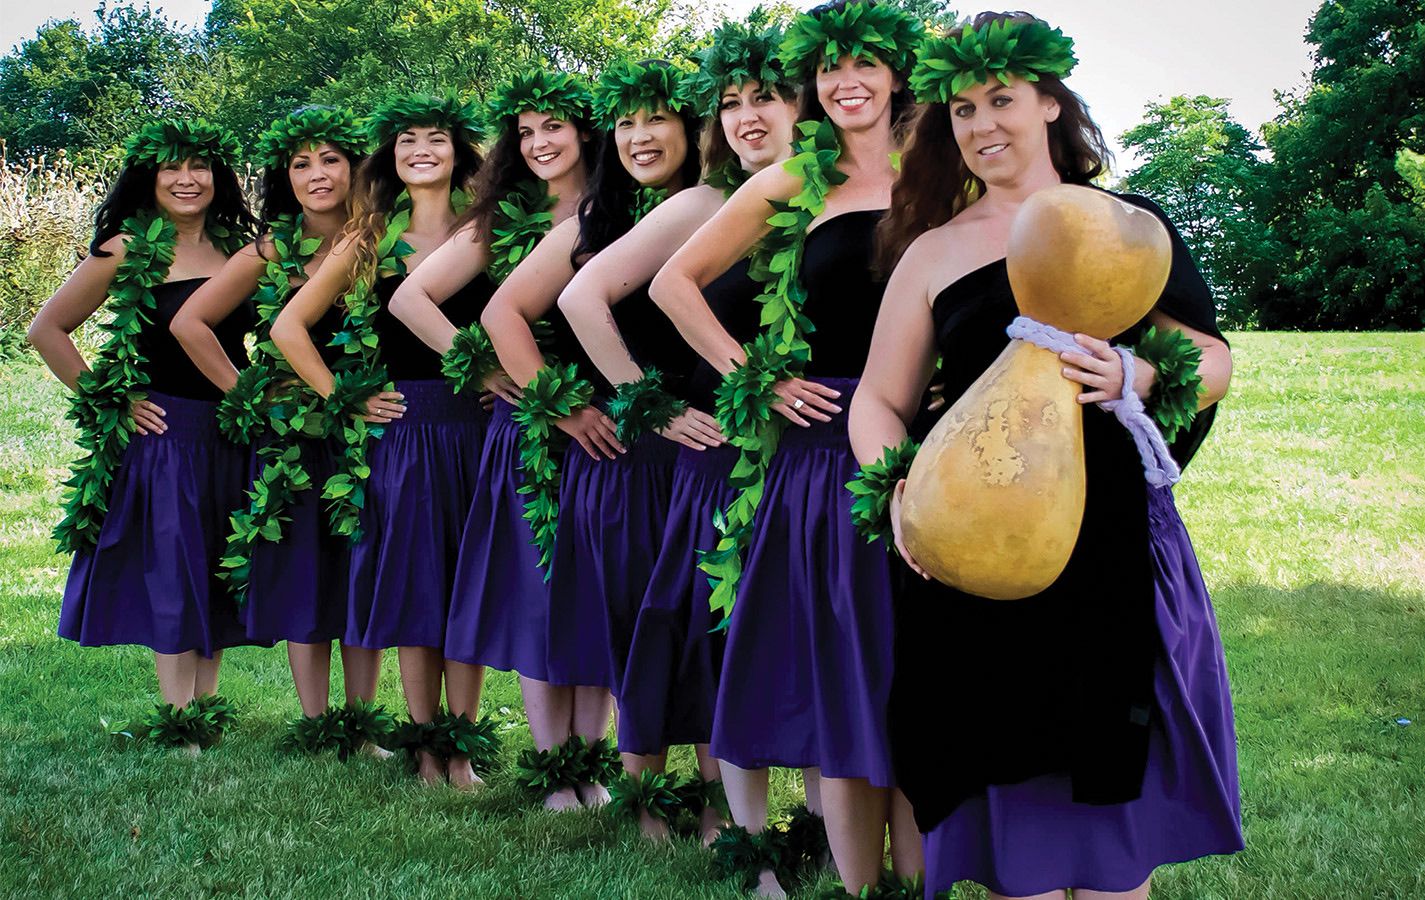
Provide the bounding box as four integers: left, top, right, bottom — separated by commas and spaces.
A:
486, 179, 557, 285
254, 107, 369, 169
53, 212, 177, 553
1130, 326, 1204, 443
846, 438, 919, 547
216, 214, 328, 603
607, 367, 686, 442
319, 189, 417, 541
592, 59, 690, 126
705, 159, 751, 198
512, 363, 594, 575
698, 118, 846, 625
909, 18, 1077, 103
630, 186, 669, 222
684, 10, 794, 118
777, 0, 925, 82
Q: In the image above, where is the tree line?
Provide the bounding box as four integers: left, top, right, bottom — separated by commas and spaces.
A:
1, 0, 1419, 330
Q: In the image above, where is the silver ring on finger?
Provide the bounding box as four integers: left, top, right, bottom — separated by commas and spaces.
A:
792, 398, 805, 410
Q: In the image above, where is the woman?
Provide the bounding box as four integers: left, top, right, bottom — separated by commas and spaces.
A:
849, 13, 1242, 899
649, 2, 924, 893
170, 107, 388, 754
31, 119, 256, 750
478, 59, 700, 811
388, 69, 601, 805
557, 17, 799, 846
270, 95, 494, 786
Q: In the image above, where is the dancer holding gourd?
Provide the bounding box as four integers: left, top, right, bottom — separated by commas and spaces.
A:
848, 13, 1242, 899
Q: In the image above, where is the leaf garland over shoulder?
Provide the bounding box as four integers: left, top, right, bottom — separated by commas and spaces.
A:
216, 213, 329, 603
53, 211, 177, 553
254, 107, 370, 169
909, 17, 1077, 103
777, 0, 925, 82
485, 179, 557, 285
592, 59, 691, 126
683, 9, 796, 119
698, 118, 847, 625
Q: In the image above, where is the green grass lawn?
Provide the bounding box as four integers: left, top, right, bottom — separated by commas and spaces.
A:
2, 332, 1422, 899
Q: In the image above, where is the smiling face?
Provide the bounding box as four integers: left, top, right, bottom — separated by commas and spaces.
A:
393, 125, 455, 188
719, 80, 798, 172
153, 157, 214, 219
288, 142, 352, 215
517, 110, 585, 182
949, 77, 1061, 186
815, 53, 900, 133
613, 103, 688, 188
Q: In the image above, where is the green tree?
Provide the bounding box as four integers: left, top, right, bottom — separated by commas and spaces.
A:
1121, 95, 1276, 327
0, 4, 203, 157
1257, 0, 1425, 329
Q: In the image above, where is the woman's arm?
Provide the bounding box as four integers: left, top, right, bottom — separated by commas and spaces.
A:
1059, 311, 1233, 410
170, 242, 266, 394
559, 186, 724, 386
389, 223, 492, 355
271, 237, 404, 423
481, 217, 621, 459
26, 237, 125, 391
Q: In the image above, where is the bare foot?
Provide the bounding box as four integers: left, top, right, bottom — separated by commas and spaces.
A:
416, 750, 445, 785
447, 757, 486, 791
576, 781, 610, 809
699, 807, 727, 848
543, 786, 581, 811
359, 740, 394, 761
638, 809, 671, 842
754, 869, 787, 899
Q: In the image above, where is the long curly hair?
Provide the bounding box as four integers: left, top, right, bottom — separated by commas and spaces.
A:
89, 159, 255, 258
459, 113, 600, 243
343, 127, 483, 283
873, 12, 1111, 275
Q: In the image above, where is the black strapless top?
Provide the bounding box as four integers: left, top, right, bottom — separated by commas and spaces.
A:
371, 272, 495, 380
610, 281, 697, 400
139, 278, 255, 401
685, 258, 762, 411
800, 209, 888, 377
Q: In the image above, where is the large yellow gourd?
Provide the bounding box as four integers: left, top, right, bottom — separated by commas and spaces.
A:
901, 185, 1172, 599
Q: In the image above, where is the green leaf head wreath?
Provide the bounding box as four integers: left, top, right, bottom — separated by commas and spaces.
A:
123, 119, 242, 169
778, 0, 925, 83
592, 59, 690, 126
367, 94, 485, 146
255, 107, 370, 170
684, 10, 796, 118
486, 70, 594, 130
909, 17, 1077, 103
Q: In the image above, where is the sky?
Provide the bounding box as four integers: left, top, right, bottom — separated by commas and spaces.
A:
2, 0, 1322, 170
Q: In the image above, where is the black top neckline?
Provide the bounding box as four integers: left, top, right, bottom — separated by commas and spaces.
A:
929, 257, 1008, 313
805, 207, 885, 239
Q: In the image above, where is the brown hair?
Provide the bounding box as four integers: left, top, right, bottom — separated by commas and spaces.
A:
873, 11, 1112, 275
342, 127, 483, 284
698, 82, 799, 181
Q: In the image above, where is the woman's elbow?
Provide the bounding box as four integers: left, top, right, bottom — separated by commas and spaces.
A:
649, 267, 687, 316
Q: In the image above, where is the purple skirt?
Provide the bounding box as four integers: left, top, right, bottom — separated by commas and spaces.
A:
244, 436, 349, 644
344, 380, 485, 650
618, 443, 736, 754
58, 391, 250, 657
546, 430, 677, 689
710, 377, 896, 786
924, 486, 1243, 896
444, 399, 551, 677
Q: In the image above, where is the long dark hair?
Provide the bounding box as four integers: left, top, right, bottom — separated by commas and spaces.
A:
89, 158, 255, 257
344, 127, 483, 280
874, 12, 1112, 274
571, 93, 702, 265
461, 113, 599, 242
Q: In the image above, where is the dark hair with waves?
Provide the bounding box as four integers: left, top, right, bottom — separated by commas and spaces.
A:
460, 112, 600, 242
343, 126, 483, 282
571, 64, 702, 266
874, 12, 1111, 275
89, 157, 255, 258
